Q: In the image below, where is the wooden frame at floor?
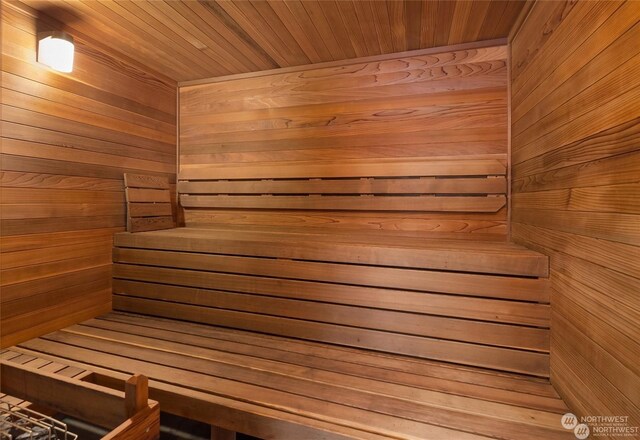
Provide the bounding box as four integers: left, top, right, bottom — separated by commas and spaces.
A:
0, 361, 159, 440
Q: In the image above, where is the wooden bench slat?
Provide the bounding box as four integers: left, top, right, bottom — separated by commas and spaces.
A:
36, 329, 563, 439
129, 216, 175, 233
20, 337, 496, 440
12, 310, 571, 439
113, 296, 550, 377
113, 268, 549, 328
118, 226, 531, 252
8, 345, 453, 440
98, 313, 559, 397
114, 229, 549, 277
91, 314, 564, 411
111, 279, 548, 351
179, 159, 507, 180
178, 177, 508, 195
66, 322, 554, 425
128, 202, 173, 217
127, 188, 172, 203
180, 194, 507, 212
113, 247, 550, 304
124, 173, 171, 189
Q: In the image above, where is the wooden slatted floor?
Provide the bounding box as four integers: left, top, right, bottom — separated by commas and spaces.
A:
12, 312, 574, 440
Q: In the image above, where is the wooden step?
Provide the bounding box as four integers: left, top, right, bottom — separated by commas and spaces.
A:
114, 227, 549, 277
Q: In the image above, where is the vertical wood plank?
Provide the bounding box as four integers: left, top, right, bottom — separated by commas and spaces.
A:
125, 374, 149, 418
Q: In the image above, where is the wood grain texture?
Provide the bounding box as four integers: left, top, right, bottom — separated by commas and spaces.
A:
0, 361, 125, 428
11, 312, 574, 440
19, 1, 526, 82
0, 1, 176, 348
112, 226, 550, 376
1, 356, 160, 439
179, 43, 509, 239
124, 173, 175, 232
104, 402, 160, 440
511, 0, 640, 428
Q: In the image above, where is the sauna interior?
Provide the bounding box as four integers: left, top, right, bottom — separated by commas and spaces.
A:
1, 1, 638, 439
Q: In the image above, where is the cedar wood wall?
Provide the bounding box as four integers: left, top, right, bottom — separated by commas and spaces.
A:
0, 1, 176, 347
1, 0, 638, 428
511, 0, 640, 427
179, 43, 509, 240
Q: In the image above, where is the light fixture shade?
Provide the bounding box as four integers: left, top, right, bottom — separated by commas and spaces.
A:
38, 31, 74, 73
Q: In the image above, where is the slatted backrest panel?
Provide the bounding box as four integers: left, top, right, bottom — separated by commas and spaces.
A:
179, 158, 506, 212
179, 43, 510, 240
124, 174, 174, 232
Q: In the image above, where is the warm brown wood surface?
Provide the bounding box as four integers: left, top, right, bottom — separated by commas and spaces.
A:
19, 1, 526, 82
0, 1, 176, 348
9, 312, 573, 439
113, 226, 550, 376
124, 173, 175, 232
511, 0, 640, 429
1, 350, 160, 439
180, 43, 510, 240
1, 360, 126, 429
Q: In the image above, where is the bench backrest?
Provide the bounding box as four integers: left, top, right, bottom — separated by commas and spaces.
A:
124, 174, 175, 232
179, 158, 506, 212
178, 43, 510, 240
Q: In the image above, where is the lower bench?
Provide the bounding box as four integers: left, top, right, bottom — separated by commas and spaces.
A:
12, 312, 573, 440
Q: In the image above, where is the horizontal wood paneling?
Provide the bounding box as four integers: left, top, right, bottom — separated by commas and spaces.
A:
0, 1, 176, 348
112, 227, 550, 376
511, 0, 640, 428
180, 43, 509, 240
20, 1, 526, 82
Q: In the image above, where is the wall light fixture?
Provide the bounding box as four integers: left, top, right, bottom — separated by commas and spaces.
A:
38, 31, 74, 73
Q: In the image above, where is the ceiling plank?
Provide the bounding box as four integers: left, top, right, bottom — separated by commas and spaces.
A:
335, 1, 370, 59
301, 1, 347, 60
370, 1, 395, 54
17, 0, 525, 82
448, 1, 475, 45
419, 1, 438, 50
434, 1, 457, 47
386, 1, 407, 53
69, 0, 204, 78
110, 0, 232, 75
319, 1, 359, 60
247, 0, 311, 65
353, 0, 384, 55
143, 1, 250, 74
187, 1, 278, 71
267, 0, 324, 63
404, 0, 423, 50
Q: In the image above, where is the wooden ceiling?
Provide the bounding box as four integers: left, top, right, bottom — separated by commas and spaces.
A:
20, 1, 526, 82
